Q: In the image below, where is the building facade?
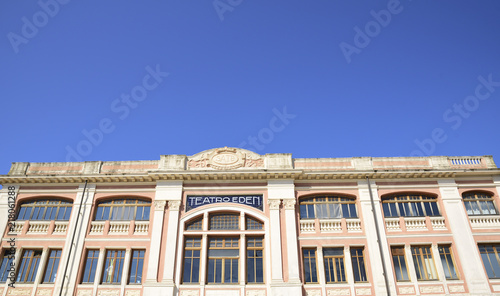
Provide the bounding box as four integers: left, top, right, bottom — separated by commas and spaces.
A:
0, 147, 500, 296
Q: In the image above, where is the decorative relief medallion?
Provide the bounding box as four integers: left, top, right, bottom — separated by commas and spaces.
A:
8, 289, 32, 296
306, 290, 321, 296
187, 147, 264, 170
168, 200, 181, 211
97, 290, 120, 296
246, 290, 265, 296
268, 199, 281, 210
37, 290, 52, 296
419, 286, 444, 293
77, 290, 93, 296
327, 289, 350, 296
448, 285, 465, 293
180, 290, 199, 296
154, 200, 166, 211
398, 287, 415, 294
125, 290, 141, 296
355, 288, 371, 295
283, 199, 296, 210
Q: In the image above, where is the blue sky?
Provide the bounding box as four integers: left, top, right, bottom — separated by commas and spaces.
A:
1, 0, 499, 175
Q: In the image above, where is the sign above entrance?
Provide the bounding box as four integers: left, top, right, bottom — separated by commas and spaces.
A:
186, 195, 263, 211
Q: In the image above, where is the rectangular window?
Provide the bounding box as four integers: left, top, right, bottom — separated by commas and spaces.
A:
323, 248, 345, 283
247, 237, 264, 283
210, 215, 239, 230
128, 250, 145, 284
411, 246, 438, 280
351, 247, 367, 282
183, 238, 201, 283
0, 250, 14, 282
82, 250, 100, 283
391, 247, 409, 281
102, 250, 125, 284
303, 249, 318, 283
16, 249, 42, 283
43, 249, 62, 283
207, 238, 239, 284
438, 245, 458, 280
479, 244, 500, 278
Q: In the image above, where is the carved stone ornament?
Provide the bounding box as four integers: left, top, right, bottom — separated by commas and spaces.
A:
125, 290, 141, 296
448, 285, 465, 293
187, 147, 264, 170
268, 199, 281, 210
8, 289, 32, 296
398, 287, 415, 294
328, 289, 350, 296
77, 290, 93, 296
36, 290, 52, 296
355, 288, 371, 295
246, 290, 265, 296
97, 290, 120, 296
283, 199, 296, 210
419, 286, 444, 293
180, 290, 199, 296
154, 200, 166, 211
168, 200, 181, 211
306, 290, 321, 296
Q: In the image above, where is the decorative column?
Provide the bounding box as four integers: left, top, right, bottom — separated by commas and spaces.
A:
145, 200, 166, 284
438, 179, 490, 293
162, 200, 181, 285
344, 246, 356, 296
404, 245, 418, 294
121, 249, 132, 296
268, 199, 283, 283
431, 244, 450, 295
358, 180, 396, 296
283, 199, 301, 284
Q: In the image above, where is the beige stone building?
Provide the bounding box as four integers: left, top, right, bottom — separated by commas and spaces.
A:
1, 147, 500, 296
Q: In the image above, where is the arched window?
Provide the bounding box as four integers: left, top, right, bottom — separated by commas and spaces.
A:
16, 199, 72, 221
463, 192, 498, 216
382, 194, 440, 218
299, 196, 357, 219
94, 199, 151, 221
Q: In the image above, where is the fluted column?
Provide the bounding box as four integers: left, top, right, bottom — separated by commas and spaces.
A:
162, 200, 181, 284
145, 200, 166, 283
283, 199, 301, 283
268, 199, 283, 283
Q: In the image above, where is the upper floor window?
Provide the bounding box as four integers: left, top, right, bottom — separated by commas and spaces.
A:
382, 194, 440, 218
463, 192, 498, 216
209, 214, 239, 230
299, 196, 358, 219
17, 199, 72, 221
94, 199, 151, 221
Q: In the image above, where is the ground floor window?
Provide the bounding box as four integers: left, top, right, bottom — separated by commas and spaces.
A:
16, 249, 42, 283
183, 238, 201, 283
351, 247, 367, 282
438, 245, 458, 280
207, 238, 239, 284
303, 249, 318, 283
102, 250, 125, 284
129, 250, 145, 284
479, 244, 500, 279
411, 246, 438, 280
246, 237, 264, 283
391, 247, 409, 281
324, 248, 346, 283
0, 250, 14, 283
43, 249, 62, 283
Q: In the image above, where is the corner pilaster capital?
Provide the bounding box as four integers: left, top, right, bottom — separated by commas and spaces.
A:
168, 200, 181, 211
268, 199, 281, 210
153, 200, 166, 211
283, 199, 296, 210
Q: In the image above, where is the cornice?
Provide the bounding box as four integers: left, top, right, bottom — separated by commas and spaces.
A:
0, 168, 499, 185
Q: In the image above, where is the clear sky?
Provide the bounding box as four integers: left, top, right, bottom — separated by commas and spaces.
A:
1, 0, 499, 176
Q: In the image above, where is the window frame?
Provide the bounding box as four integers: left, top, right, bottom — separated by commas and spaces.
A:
438, 245, 459, 280
0, 250, 15, 283
94, 198, 151, 222
302, 248, 319, 284
182, 237, 202, 284
479, 244, 500, 279
463, 192, 498, 216
299, 195, 358, 219
42, 249, 62, 283
246, 237, 264, 284
323, 247, 346, 283
81, 249, 100, 284
411, 245, 438, 281
391, 246, 410, 282
16, 249, 42, 283
101, 249, 126, 284
128, 249, 145, 284
207, 237, 240, 284
16, 199, 73, 221
350, 247, 368, 283
382, 194, 441, 218
209, 213, 240, 230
